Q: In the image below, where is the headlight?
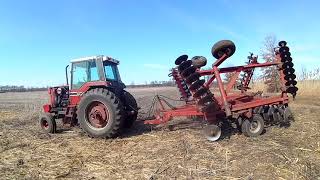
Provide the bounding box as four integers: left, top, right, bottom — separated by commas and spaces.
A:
56, 88, 62, 95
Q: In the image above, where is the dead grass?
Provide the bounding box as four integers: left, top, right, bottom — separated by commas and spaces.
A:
0, 88, 319, 179
297, 80, 320, 96
251, 80, 320, 97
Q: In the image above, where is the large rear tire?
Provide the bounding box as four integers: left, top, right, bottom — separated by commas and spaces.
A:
77, 88, 124, 138
123, 91, 138, 128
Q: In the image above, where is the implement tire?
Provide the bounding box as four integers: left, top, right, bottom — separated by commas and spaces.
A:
211, 40, 236, 59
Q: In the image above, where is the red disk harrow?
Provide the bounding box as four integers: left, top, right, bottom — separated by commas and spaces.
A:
144, 40, 297, 141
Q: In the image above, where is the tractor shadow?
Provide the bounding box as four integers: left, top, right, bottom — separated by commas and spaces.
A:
120, 120, 153, 138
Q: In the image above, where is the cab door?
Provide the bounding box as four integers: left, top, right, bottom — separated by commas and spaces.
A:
69, 60, 101, 105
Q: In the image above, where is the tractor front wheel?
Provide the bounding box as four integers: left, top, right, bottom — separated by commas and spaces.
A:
39, 113, 56, 133
77, 88, 124, 138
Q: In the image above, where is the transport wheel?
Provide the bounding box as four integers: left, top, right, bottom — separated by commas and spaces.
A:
123, 91, 138, 128
39, 113, 56, 133
203, 124, 222, 142
241, 114, 264, 137
77, 88, 124, 138
211, 40, 236, 59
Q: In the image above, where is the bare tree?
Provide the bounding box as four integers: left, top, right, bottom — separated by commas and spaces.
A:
300, 66, 308, 80
261, 35, 281, 93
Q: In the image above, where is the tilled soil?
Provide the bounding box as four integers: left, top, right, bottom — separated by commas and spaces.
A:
0, 88, 319, 179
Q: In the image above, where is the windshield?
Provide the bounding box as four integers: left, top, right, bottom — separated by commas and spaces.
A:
72, 60, 99, 89
104, 61, 120, 81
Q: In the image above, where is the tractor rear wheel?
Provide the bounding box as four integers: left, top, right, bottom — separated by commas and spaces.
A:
77, 88, 124, 138
123, 91, 138, 128
39, 113, 56, 133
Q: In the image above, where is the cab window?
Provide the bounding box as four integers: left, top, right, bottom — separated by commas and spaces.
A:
72, 60, 99, 89
104, 62, 119, 81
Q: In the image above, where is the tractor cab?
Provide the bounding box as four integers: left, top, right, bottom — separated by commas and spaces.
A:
70, 55, 125, 91
46, 56, 125, 111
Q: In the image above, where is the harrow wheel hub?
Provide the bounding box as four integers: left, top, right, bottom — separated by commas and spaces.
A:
87, 101, 109, 128
249, 120, 261, 134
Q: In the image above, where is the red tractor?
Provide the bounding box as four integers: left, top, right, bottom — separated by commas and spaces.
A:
40, 56, 138, 138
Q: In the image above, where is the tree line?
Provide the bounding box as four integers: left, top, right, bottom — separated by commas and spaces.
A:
0, 81, 177, 93
0, 85, 47, 93
126, 80, 176, 88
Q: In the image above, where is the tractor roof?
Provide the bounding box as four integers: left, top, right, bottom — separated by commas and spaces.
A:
70, 55, 119, 64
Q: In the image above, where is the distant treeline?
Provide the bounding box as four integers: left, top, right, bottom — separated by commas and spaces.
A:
0, 81, 176, 92
126, 80, 176, 88
0, 86, 47, 93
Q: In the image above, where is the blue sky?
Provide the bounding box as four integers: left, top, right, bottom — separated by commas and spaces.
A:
0, 0, 319, 87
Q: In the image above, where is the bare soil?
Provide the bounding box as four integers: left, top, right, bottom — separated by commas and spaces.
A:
0, 87, 319, 179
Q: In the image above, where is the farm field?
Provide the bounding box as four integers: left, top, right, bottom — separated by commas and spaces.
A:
0, 87, 319, 179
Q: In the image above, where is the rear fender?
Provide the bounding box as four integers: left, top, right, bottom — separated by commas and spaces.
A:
69, 81, 113, 106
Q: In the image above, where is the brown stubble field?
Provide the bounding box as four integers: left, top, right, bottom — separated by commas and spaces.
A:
0, 87, 319, 180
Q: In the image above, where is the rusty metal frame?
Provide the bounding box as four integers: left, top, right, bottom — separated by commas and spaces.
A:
145, 52, 289, 125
